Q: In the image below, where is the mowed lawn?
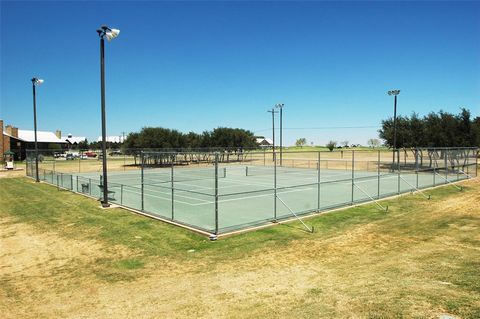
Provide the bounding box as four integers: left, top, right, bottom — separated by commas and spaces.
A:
0, 177, 479, 318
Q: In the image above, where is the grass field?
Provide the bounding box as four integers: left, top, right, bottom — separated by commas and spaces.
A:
1, 176, 479, 318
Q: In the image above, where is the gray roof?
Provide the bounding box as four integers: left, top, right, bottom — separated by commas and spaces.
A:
9, 130, 67, 143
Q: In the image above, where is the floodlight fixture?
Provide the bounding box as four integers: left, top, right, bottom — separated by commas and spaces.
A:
97, 25, 120, 41
387, 90, 400, 96
31, 78, 44, 86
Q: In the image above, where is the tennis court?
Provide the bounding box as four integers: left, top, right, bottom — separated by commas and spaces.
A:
27, 148, 478, 236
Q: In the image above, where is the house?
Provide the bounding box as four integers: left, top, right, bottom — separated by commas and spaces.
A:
97, 135, 126, 143
1, 120, 67, 160
59, 131, 87, 148
255, 137, 274, 148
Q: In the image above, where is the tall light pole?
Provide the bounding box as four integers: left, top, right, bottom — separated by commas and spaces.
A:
97, 25, 120, 207
31, 77, 44, 182
387, 90, 400, 168
275, 103, 284, 166
267, 108, 278, 160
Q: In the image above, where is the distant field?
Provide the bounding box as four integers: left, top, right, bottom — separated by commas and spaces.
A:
1, 176, 479, 318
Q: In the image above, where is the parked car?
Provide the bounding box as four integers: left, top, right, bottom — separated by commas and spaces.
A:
66, 153, 74, 160
109, 150, 122, 156
108, 150, 122, 156
85, 151, 97, 158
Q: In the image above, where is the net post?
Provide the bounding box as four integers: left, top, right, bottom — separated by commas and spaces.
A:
171, 160, 174, 221
78, 154, 81, 173
351, 150, 355, 205
415, 148, 419, 189
377, 150, 380, 199
263, 148, 266, 166
141, 151, 144, 211
53, 158, 56, 173
89, 178, 92, 196
274, 151, 277, 222
214, 152, 219, 235
70, 174, 73, 190
317, 151, 321, 211
76, 175, 79, 192
246, 166, 248, 176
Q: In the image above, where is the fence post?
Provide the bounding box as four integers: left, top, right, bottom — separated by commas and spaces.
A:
141, 151, 144, 211
444, 148, 448, 184
397, 150, 401, 195
171, 161, 174, 221
263, 148, 266, 166
120, 184, 123, 205
351, 151, 355, 205
274, 151, 277, 222
377, 150, 380, 199
476, 148, 478, 177
466, 149, 469, 176
415, 149, 419, 189
317, 151, 321, 211
214, 152, 219, 235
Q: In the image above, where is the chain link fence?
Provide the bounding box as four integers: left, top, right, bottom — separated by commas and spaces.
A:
25, 147, 478, 235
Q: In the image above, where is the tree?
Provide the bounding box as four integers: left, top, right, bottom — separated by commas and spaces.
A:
295, 138, 307, 148
367, 138, 381, 148
326, 140, 337, 151
340, 140, 349, 147
78, 139, 89, 151
379, 108, 479, 148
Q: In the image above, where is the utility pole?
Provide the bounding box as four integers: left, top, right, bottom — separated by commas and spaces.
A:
267, 108, 278, 159
275, 103, 285, 166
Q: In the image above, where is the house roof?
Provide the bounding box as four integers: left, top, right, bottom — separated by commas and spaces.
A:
97, 136, 125, 143
15, 130, 67, 143
62, 136, 86, 144
256, 137, 273, 145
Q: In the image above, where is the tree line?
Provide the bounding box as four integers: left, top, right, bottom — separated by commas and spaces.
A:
379, 108, 479, 148
123, 127, 258, 150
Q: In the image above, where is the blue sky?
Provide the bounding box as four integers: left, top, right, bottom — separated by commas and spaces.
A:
1, 1, 479, 146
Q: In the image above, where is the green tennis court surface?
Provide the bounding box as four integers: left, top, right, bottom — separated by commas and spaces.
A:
64, 164, 470, 234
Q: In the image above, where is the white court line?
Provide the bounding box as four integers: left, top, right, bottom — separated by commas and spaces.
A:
142, 184, 212, 202
191, 185, 317, 206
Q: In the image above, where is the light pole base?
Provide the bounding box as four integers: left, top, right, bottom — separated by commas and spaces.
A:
101, 201, 111, 208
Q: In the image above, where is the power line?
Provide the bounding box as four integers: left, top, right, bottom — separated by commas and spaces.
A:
253, 125, 380, 133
